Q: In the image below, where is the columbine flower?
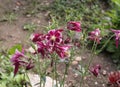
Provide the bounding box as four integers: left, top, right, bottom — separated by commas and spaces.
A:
64, 37, 71, 44
88, 28, 102, 44
25, 59, 34, 70
55, 45, 71, 59
108, 71, 120, 87
11, 49, 25, 76
74, 40, 81, 47
90, 64, 101, 77
30, 33, 44, 42
11, 49, 33, 76
45, 29, 63, 46
67, 21, 81, 32
36, 41, 47, 57
111, 29, 120, 48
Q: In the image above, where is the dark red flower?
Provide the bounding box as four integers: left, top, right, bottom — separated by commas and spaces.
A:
25, 60, 34, 70
11, 49, 34, 76
111, 29, 120, 48
55, 45, 71, 59
30, 33, 44, 42
88, 28, 102, 44
67, 21, 82, 32
36, 41, 47, 57
10, 49, 25, 76
108, 71, 120, 87
90, 64, 101, 77
64, 37, 71, 44
45, 29, 63, 46
74, 40, 81, 47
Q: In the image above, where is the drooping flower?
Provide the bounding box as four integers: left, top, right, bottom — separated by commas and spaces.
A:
11, 49, 34, 76
88, 28, 102, 44
67, 21, 82, 32
11, 49, 25, 76
108, 71, 120, 87
36, 41, 47, 57
25, 59, 34, 70
74, 39, 81, 47
64, 37, 71, 44
45, 29, 63, 46
30, 33, 44, 42
90, 64, 101, 77
111, 29, 120, 48
55, 45, 71, 59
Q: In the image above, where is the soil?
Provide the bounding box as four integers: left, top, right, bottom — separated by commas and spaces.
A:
0, 0, 117, 87
0, 0, 49, 49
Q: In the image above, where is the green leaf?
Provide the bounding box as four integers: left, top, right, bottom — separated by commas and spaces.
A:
23, 23, 37, 31
106, 42, 116, 53
8, 44, 22, 55
0, 83, 6, 87
112, 0, 120, 7
73, 69, 81, 75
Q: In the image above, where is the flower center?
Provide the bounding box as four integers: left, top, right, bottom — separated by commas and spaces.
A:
95, 32, 99, 36
51, 36, 56, 41
65, 51, 71, 57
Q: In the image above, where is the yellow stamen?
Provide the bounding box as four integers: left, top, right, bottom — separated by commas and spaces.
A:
65, 51, 71, 57
51, 36, 56, 41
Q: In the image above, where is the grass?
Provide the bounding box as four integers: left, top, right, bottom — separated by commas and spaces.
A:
0, 12, 17, 23
23, 23, 37, 32
41, 0, 111, 31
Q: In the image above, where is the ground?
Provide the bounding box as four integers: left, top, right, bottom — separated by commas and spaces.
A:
0, 0, 117, 87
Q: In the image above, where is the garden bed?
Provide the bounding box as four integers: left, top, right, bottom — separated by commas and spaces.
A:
0, 0, 119, 87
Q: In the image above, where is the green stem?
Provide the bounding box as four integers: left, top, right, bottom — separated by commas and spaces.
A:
36, 54, 42, 87
88, 41, 98, 67
80, 75, 84, 87
79, 41, 97, 87
43, 76, 46, 87
91, 40, 96, 53
52, 54, 58, 87
79, 32, 114, 87
61, 63, 69, 87
55, 59, 58, 87
25, 71, 32, 87
96, 35, 114, 54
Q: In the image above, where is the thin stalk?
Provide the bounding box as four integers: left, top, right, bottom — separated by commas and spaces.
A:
88, 41, 98, 67
52, 53, 58, 87
80, 35, 114, 87
23, 72, 26, 87
91, 40, 96, 53
80, 41, 97, 87
54, 55, 58, 87
62, 64, 69, 87
88, 34, 114, 66
40, 77, 42, 87
36, 54, 42, 87
80, 74, 84, 87
96, 35, 114, 54
61, 63, 69, 87
60, 47, 74, 87
81, 29, 88, 53
25, 71, 32, 87
43, 75, 46, 87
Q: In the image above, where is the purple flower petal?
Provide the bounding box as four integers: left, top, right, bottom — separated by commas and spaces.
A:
14, 63, 20, 76
67, 21, 82, 32
111, 29, 120, 48
90, 64, 101, 77
88, 28, 101, 44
